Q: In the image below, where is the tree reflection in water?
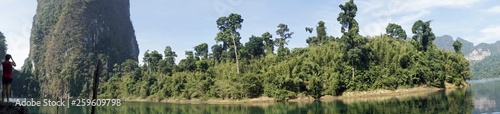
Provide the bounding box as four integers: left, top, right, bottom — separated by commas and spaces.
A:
28, 89, 475, 114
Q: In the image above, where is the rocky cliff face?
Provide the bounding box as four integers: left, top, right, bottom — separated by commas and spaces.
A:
465, 49, 491, 61
465, 42, 500, 62
25, 0, 139, 97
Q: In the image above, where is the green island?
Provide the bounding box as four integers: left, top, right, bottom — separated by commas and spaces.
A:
9, 0, 471, 103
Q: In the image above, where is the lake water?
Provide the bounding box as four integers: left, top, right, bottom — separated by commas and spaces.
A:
14, 78, 500, 114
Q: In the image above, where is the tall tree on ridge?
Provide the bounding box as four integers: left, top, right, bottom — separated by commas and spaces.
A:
338, 0, 363, 79
215, 13, 244, 73
412, 20, 436, 52
275, 23, 294, 48
316, 21, 327, 44
386, 23, 407, 40
245, 35, 265, 58
275, 23, 294, 60
261, 32, 274, 54
306, 21, 328, 45
453, 40, 462, 54
194, 43, 209, 60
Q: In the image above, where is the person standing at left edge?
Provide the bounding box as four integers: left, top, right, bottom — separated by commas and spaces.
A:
2, 54, 16, 103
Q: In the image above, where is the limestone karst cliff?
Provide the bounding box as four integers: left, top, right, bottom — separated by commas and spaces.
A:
24, 0, 139, 97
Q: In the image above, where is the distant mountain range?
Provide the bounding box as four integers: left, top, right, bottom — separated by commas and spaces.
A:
434, 35, 500, 80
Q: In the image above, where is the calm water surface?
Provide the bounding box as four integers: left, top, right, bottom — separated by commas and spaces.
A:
22, 78, 500, 114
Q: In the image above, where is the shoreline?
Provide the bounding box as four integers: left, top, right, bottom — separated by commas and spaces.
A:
122, 84, 469, 105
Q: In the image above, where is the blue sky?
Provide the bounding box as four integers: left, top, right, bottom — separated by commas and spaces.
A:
1, 0, 500, 68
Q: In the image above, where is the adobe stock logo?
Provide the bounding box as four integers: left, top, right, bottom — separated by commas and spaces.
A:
212, 0, 243, 16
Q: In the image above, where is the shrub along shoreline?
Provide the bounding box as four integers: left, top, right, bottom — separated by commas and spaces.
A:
121, 83, 469, 104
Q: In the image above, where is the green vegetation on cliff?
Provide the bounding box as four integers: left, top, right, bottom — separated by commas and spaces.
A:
15, 0, 139, 98
0, 31, 6, 57
471, 52, 500, 79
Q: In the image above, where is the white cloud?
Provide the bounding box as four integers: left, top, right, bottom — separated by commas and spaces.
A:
0, 1, 36, 69
397, 11, 430, 25
357, 0, 479, 18
354, 0, 481, 36
312, 0, 483, 37
485, 6, 500, 13
476, 25, 500, 44
5, 33, 30, 69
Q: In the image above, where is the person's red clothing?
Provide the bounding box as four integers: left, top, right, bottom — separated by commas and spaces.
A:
2, 61, 13, 79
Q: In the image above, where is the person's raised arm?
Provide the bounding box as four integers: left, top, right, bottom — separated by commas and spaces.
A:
10, 56, 16, 67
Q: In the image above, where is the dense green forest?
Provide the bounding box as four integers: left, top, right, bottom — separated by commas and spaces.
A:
11, 0, 471, 101
471, 53, 500, 79
469, 41, 500, 79
433, 35, 500, 80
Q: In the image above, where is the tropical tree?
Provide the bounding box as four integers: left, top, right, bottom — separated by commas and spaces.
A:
261, 32, 274, 54
306, 21, 328, 45
160, 46, 177, 74
215, 13, 244, 73
245, 35, 265, 58
194, 43, 209, 60
305, 27, 314, 33
316, 21, 327, 44
211, 44, 223, 63
275, 23, 294, 60
275, 23, 294, 48
386, 23, 407, 40
337, 0, 365, 79
412, 20, 436, 52
453, 40, 462, 53
178, 51, 196, 71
